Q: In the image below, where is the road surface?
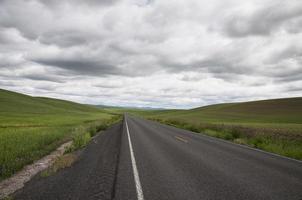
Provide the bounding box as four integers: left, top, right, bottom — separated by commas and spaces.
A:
13, 115, 302, 200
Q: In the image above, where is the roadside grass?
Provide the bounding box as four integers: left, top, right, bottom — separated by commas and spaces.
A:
130, 98, 302, 160
40, 115, 122, 178
65, 115, 121, 153
148, 118, 302, 160
40, 153, 77, 178
0, 115, 121, 180
0, 127, 68, 180
0, 88, 122, 180
2, 196, 13, 200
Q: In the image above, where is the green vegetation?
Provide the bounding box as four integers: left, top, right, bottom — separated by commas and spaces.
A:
40, 153, 77, 178
134, 98, 302, 160
2, 196, 13, 200
1, 87, 301, 180
0, 89, 121, 180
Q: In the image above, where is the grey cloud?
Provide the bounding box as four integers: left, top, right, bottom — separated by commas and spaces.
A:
0, 0, 119, 41
260, 44, 302, 82
199, 58, 253, 75
0, 55, 23, 68
39, 0, 120, 8
0, 1, 57, 41
35, 84, 58, 91
22, 73, 66, 83
285, 85, 302, 92
159, 53, 254, 80
247, 81, 268, 87
38, 31, 90, 47
93, 83, 122, 89
222, 1, 302, 37
32, 57, 125, 77
275, 72, 302, 83
30, 48, 161, 77
267, 45, 302, 64
0, 28, 19, 44
0, 0, 301, 108
285, 18, 302, 34
0, 80, 19, 87
180, 74, 202, 82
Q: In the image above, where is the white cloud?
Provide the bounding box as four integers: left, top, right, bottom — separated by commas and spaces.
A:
0, 0, 301, 108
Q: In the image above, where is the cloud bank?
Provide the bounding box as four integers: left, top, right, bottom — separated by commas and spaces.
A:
0, 0, 301, 108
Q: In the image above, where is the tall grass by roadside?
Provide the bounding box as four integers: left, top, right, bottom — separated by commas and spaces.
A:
0, 115, 121, 180
149, 118, 302, 160
0, 88, 123, 180
66, 116, 121, 152
0, 127, 69, 180
128, 97, 302, 160
40, 115, 122, 178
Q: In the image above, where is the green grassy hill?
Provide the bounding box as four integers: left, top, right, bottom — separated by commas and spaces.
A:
139, 98, 302, 160
0, 89, 113, 127
143, 97, 302, 127
0, 89, 119, 180
0, 89, 98, 114
192, 98, 302, 123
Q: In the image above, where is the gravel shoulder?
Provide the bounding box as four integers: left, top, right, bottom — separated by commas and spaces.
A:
12, 122, 123, 200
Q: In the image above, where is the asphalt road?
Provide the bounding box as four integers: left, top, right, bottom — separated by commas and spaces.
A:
13, 115, 302, 200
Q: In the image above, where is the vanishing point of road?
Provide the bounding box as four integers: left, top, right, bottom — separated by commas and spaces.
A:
14, 115, 302, 200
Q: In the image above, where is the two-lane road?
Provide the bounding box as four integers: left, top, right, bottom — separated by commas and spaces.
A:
14, 115, 302, 200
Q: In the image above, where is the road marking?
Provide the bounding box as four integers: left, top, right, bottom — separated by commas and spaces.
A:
152, 119, 302, 163
125, 119, 145, 200
218, 136, 302, 163
175, 135, 188, 143
197, 131, 302, 163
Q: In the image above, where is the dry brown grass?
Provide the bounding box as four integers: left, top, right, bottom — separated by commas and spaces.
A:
41, 153, 77, 177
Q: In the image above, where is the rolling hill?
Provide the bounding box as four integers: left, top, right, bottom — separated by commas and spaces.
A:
0, 88, 118, 180
137, 98, 302, 160
142, 97, 302, 126
0, 89, 98, 114
0, 89, 114, 127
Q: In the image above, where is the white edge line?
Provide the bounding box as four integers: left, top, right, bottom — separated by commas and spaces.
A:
180, 126, 302, 163
149, 119, 302, 164
212, 135, 302, 163
125, 118, 145, 200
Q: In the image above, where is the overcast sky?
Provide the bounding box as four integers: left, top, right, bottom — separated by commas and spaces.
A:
0, 0, 302, 108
